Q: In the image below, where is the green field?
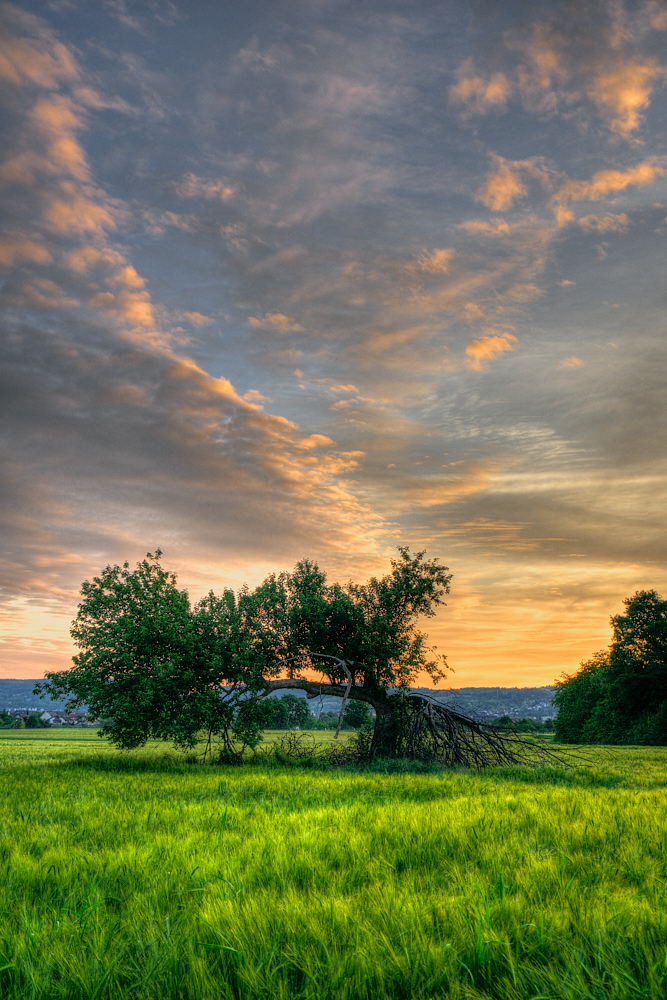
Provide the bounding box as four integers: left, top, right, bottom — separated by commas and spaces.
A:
1, 731, 666, 999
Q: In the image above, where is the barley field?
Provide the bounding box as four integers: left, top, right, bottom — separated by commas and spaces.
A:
1, 731, 666, 999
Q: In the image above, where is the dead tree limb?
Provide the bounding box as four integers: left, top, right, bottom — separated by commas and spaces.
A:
250, 653, 570, 768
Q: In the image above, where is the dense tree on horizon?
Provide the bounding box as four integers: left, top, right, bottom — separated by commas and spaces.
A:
554, 590, 667, 745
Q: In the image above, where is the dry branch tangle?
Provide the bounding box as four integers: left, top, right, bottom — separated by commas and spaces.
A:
260, 654, 566, 768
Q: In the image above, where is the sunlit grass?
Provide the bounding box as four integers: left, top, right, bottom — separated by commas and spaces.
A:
1, 732, 666, 998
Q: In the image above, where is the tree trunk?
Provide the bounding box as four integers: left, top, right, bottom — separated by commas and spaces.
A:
366, 691, 403, 759
261, 677, 401, 758
259, 677, 569, 768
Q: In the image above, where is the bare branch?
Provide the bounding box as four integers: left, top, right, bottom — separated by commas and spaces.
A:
334, 660, 353, 740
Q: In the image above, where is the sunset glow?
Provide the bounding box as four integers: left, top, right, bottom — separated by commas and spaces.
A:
1, 0, 666, 686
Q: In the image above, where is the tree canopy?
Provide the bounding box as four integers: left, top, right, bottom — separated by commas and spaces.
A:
554, 590, 667, 744
37, 547, 562, 766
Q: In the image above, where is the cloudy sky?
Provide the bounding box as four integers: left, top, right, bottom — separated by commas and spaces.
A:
1, 0, 666, 685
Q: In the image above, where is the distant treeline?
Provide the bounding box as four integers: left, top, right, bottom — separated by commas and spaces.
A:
248, 694, 370, 730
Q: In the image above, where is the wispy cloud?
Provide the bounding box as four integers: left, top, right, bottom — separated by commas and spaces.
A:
555, 159, 665, 205
449, 58, 511, 113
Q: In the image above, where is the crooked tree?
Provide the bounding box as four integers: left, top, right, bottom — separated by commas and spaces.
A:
37, 548, 562, 766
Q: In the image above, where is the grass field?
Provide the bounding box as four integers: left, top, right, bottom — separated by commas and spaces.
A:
1, 731, 666, 999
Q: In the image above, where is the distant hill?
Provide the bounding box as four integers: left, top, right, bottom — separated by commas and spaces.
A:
267, 684, 556, 719
1, 679, 555, 719
0, 679, 77, 711
415, 686, 555, 720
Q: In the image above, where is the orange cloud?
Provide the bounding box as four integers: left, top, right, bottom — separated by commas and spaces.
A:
504, 283, 543, 302
91, 286, 155, 329
554, 206, 574, 227
29, 97, 89, 180
74, 87, 133, 113
44, 186, 115, 235
477, 159, 527, 211
0, 15, 77, 89
65, 246, 121, 273
17, 277, 79, 309
523, 23, 566, 89
477, 155, 556, 214
449, 59, 511, 112
458, 219, 512, 236
560, 357, 584, 368
248, 312, 304, 332
646, 2, 667, 31
465, 333, 518, 370
176, 173, 235, 201
555, 159, 665, 204
0, 236, 51, 267
589, 60, 665, 135
108, 264, 145, 291
179, 311, 214, 326
296, 434, 336, 450
476, 10, 667, 137
416, 248, 455, 273
578, 212, 630, 232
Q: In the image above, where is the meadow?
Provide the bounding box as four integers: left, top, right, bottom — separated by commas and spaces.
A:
1, 731, 666, 999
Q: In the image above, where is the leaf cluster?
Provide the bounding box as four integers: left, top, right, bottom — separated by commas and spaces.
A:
262, 546, 452, 689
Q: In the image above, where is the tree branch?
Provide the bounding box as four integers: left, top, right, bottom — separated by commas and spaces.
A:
334, 660, 353, 740
258, 677, 376, 704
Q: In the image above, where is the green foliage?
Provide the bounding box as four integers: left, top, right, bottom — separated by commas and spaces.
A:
34, 550, 268, 752
35, 547, 452, 756
267, 693, 312, 729
553, 651, 611, 743
0, 711, 14, 729
343, 699, 372, 729
2, 732, 667, 999
248, 545, 452, 690
311, 711, 340, 730
554, 590, 667, 744
25, 712, 44, 729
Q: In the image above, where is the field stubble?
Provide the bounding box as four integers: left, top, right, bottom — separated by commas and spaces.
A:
1, 731, 666, 999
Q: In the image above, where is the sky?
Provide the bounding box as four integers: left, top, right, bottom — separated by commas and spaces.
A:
1, 0, 666, 686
